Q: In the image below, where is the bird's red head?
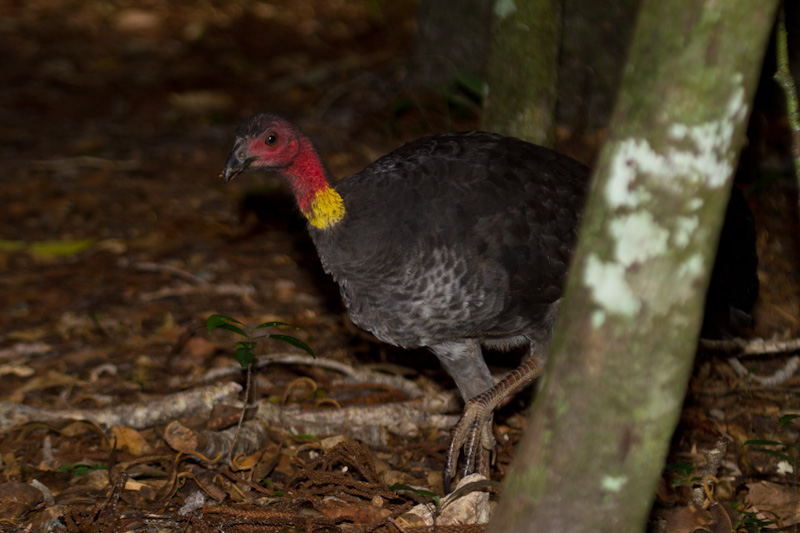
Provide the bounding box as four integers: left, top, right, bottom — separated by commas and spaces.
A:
222, 113, 304, 182
222, 113, 345, 229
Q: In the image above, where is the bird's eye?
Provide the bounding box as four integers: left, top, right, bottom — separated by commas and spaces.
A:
236, 150, 247, 161
265, 131, 279, 146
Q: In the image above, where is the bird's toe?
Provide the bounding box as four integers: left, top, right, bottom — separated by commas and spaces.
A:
444, 396, 495, 492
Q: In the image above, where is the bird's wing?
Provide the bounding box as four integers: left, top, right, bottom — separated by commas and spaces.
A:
310, 132, 589, 347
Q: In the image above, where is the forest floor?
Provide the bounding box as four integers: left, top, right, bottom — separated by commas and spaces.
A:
1, 1, 799, 531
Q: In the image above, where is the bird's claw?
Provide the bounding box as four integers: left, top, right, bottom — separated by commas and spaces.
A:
442, 358, 545, 492
443, 394, 495, 493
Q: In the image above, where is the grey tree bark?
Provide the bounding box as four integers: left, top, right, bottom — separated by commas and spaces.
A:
487, 1, 779, 531
481, 0, 562, 145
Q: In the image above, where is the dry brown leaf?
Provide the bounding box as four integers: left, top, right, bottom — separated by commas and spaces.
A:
6, 327, 51, 342
16, 369, 82, 396
0, 482, 45, 520
186, 336, 216, 358
318, 500, 393, 523
744, 480, 800, 526
110, 425, 154, 456
232, 448, 263, 471
706, 502, 735, 533
664, 502, 740, 533
665, 503, 717, 533
397, 474, 491, 527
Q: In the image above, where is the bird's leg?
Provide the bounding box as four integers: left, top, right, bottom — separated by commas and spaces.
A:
443, 357, 544, 492
429, 340, 493, 490
431, 340, 495, 400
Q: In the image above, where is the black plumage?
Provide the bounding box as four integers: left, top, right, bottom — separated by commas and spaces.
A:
702, 186, 760, 338
311, 133, 587, 383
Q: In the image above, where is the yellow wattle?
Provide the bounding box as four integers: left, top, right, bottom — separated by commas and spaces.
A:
307, 186, 345, 229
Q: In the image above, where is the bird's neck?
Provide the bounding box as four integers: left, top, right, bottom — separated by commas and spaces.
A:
286, 142, 345, 229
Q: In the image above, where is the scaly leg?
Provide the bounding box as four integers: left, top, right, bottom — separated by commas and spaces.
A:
443, 357, 543, 492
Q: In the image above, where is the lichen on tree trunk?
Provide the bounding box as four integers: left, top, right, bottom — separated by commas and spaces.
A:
487, 1, 779, 531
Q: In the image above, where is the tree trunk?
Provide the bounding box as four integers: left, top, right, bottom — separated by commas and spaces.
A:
407, 0, 493, 90
488, 1, 779, 531
482, 0, 562, 145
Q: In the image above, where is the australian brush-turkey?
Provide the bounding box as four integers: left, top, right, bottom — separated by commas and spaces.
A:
221, 113, 756, 490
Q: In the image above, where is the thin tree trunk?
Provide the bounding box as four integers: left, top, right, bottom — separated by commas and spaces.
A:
408, 0, 493, 89
482, 0, 562, 145
488, 1, 779, 531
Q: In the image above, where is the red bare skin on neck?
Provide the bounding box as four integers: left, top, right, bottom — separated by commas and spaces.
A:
248, 131, 331, 214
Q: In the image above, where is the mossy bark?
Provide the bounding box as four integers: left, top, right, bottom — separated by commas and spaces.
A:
482, 0, 562, 145
488, 1, 779, 531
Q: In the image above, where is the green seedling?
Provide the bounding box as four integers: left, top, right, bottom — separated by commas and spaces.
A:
778, 414, 800, 428
664, 460, 701, 488
206, 314, 314, 368
389, 483, 441, 507
730, 502, 774, 532
743, 439, 796, 466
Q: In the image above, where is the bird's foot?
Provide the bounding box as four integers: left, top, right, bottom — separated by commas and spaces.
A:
443, 357, 544, 492
443, 393, 495, 493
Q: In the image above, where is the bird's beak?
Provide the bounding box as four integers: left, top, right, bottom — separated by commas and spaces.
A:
222, 150, 246, 183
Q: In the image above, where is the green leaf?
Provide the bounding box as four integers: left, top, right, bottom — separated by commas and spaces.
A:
260, 477, 285, 495
389, 483, 441, 506
269, 334, 315, 357
744, 439, 785, 447
779, 414, 800, 427
0, 240, 26, 252
293, 434, 320, 441
0, 239, 96, 257
254, 321, 296, 330
235, 345, 256, 368
751, 447, 795, 465
455, 70, 486, 101
392, 98, 414, 115
216, 323, 250, 337
29, 239, 95, 257
206, 314, 230, 332
733, 506, 774, 530
235, 340, 256, 349
664, 460, 694, 477
206, 314, 249, 334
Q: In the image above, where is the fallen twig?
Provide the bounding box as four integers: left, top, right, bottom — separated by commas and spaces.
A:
139, 283, 255, 301
0, 381, 242, 432
691, 439, 727, 506
727, 355, 800, 387
699, 336, 800, 356
255, 399, 458, 446
0, 342, 52, 361
164, 417, 272, 460
132, 261, 209, 285
200, 352, 431, 400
